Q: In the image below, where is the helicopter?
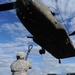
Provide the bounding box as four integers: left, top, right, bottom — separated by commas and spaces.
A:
0, 0, 75, 63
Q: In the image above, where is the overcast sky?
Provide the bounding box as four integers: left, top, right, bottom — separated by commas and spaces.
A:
0, 0, 75, 75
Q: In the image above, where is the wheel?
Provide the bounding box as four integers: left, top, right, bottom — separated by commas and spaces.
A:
42, 48, 45, 54
39, 48, 45, 54
39, 50, 43, 54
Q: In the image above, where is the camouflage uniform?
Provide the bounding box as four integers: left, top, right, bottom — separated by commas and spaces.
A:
10, 52, 32, 75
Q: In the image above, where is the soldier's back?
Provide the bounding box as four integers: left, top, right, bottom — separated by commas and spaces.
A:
10, 59, 31, 75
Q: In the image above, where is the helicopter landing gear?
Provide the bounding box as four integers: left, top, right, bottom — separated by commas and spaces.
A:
58, 59, 61, 64
39, 48, 45, 54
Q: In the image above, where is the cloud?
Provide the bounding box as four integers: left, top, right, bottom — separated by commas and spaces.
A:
0, 22, 31, 38
1, 22, 27, 32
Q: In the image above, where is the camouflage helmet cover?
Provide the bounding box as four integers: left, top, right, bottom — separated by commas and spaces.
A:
16, 52, 25, 58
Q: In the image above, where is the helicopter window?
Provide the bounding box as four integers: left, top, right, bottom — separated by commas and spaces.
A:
55, 21, 57, 24
51, 11, 55, 16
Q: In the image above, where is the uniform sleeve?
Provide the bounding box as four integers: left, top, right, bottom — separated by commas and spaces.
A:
28, 61, 32, 69
29, 62, 32, 69
10, 63, 15, 72
10, 61, 20, 72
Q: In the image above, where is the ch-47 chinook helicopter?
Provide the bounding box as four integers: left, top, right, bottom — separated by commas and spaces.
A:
0, 0, 75, 63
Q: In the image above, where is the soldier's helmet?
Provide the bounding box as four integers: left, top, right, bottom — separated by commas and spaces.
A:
16, 52, 25, 59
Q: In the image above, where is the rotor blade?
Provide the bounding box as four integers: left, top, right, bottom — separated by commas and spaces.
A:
69, 31, 75, 36
0, 2, 16, 11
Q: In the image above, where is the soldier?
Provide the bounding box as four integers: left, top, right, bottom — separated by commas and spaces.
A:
10, 52, 32, 75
